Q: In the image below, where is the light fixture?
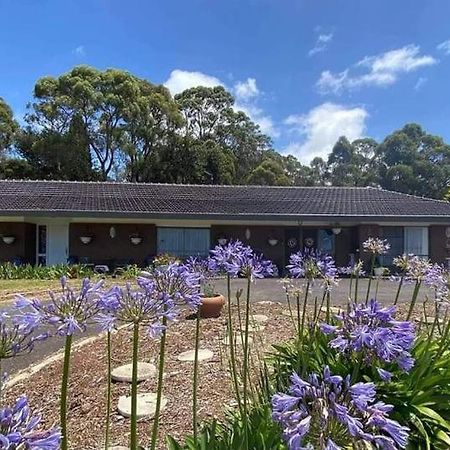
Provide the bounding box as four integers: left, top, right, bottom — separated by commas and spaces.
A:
1, 235, 15, 245
245, 228, 251, 240
109, 226, 116, 239
332, 227, 342, 235
130, 235, 143, 245
268, 237, 278, 246
80, 236, 92, 245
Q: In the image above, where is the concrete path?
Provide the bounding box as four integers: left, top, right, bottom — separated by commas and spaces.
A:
2, 278, 430, 376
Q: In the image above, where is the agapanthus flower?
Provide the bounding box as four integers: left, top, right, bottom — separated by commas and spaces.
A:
0, 312, 49, 360
0, 395, 61, 449
287, 248, 338, 286
97, 263, 201, 338
272, 366, 408, 449
338, 260, 366, 277
209, 240, 274, 280
424, 263, 449, 303
15, 277, 104, 336
395, 255, 432, 282
321, 299, 415, 378
363, 237, 390, 255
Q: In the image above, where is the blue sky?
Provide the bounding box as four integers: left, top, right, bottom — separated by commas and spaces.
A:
1, 0, 450, 163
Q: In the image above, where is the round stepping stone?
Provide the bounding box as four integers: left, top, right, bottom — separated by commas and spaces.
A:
111, 362, 156, 383
222, 335, 253, 346
117, 393, 167, 419
320, 306, 342, 315
251, 314, 269, 324
177, 349, 213, 362
239, 323, 265, 333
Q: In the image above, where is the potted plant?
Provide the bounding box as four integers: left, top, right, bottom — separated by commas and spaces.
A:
129, 233, 143, 245
199, 282, 225, 319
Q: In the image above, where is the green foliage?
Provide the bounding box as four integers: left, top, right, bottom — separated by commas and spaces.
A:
0, 97, 18, 152
378, 330, 450, 449
0, 262, 93, 280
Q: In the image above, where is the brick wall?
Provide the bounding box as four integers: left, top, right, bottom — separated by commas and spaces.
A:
69, 223, 156, 267
0, 222, 36, 264
429, 225, 450, 264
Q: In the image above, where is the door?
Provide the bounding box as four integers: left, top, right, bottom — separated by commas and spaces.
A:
46, 224, 69, 265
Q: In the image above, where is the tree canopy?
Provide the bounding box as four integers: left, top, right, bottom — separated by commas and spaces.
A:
1, 65, 449, 200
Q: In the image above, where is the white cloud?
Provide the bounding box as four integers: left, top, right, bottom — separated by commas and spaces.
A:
437, 39, 450, 55
164, 70, 278, 137
283, 103, 368, 164
308, 33, 333, 56
73, 45, 86, 57
164, 69, 223, 95
317, 45, 437, 94
414, 77, 427, 91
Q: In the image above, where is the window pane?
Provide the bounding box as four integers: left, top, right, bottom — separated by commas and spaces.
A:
404, 227, 428, 257
380, 227, 403, 266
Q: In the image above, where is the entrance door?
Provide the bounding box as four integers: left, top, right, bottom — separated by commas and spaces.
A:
46, 224, 69, 265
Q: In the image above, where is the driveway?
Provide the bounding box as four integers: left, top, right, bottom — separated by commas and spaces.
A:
2, 277, 429, 377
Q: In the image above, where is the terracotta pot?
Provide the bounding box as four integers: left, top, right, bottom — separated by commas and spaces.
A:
373, 267, 384, 277
199, 294, 225, 318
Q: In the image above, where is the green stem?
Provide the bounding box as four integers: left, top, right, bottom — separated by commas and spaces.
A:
104, 331, 112, 450
301, 280, 310, 337
226, 275, 242, 412
349, 274, 353, 300
150, 316, 167, 450
192, 313, 201, 441
296, 291, 301, 337
406, 280, 422, 321
60, 334, 73, 450
130, 323, 139, 450
242, 276, 251, 450
325, 291, 331, 323
365, 255, 375, 304
354, 273, 359, 303
393, 275, 404, 306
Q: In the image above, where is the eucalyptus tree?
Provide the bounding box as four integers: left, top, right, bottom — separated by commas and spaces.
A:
0, 97, 18, 152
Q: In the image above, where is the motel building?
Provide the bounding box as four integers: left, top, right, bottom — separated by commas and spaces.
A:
0, 180, 450, 273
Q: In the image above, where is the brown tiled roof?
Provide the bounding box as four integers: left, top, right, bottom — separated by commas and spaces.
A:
0, 180, 450, 222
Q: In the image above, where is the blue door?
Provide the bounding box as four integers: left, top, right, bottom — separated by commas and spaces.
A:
157, 228, 210, 258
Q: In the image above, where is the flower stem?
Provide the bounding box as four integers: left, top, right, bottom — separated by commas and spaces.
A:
242, 276, 252, 450
192, 313, 201, 441
301, 280, 310, 337
365, 255, 375, 304
226, 275, 242, 412
150, 316, 167, 450
406, 280, 422, 321
104, 330, 112, 450
393, 275, 404, 305
60, 334, 73, 450
130, 323, 139, 450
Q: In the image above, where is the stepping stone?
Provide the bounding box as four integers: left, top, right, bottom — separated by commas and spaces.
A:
251, 314, 269, 324
177, 349, 213, 362
222, 335, 253, 346
108, 447, 129, 450
239, 324, 265, 333
117, 392, 167, 419
281, 309, 296, 317
257, 301, 275, 305
320, 306, 342, 315
111, 362, 156, 383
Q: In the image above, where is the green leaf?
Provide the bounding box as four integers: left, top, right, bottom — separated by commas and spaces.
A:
413, 406, 450, 431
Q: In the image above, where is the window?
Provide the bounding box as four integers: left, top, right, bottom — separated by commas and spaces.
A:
37, 225, 47, 266
404, 227, 428, 257
157, 228, 210, 258
380, 227, 403, 266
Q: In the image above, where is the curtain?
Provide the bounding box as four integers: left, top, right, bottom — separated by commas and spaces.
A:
404, 227, 428, 256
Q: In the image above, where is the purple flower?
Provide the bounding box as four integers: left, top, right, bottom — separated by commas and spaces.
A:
0, 313, 49, 360
0, 395, 61, 448
338, 261, 366, 277
363, 237, 390, 255
96, 263, 201, 337
424, 263, 449, 303
321, 300, 415, 377
272, 366, 408, 449
287, 248, 338, 286
15, 277, 104, 336
209, 240, 274, 280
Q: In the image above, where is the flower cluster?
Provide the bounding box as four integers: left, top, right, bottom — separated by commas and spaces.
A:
363, 237, 390, 255
209, 240, 274, 280
0, 312, 49, 360
15, 277, 105, 336
0, 395, 61, 448
321, 300, 415, 379
393, 254, 432, 282
338, 260, 365, 277
424, 263, 449, 303
287, 248, 338, 285
97, 262, 201, 337
272, 366, 409, 449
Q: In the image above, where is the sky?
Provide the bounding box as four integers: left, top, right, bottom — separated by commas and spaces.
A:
1, 0, 450, 164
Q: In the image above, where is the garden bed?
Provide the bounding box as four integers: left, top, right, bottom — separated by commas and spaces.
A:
5, 301, 296, 449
